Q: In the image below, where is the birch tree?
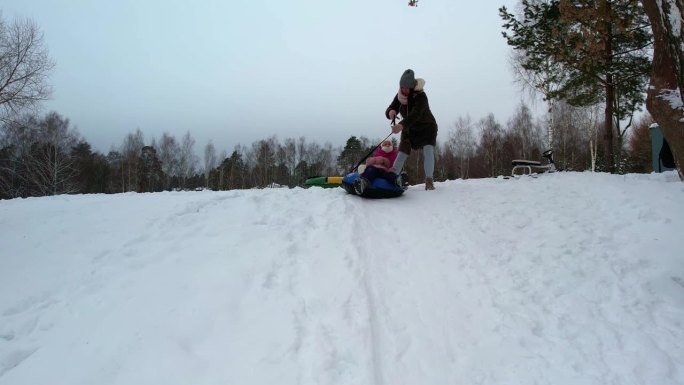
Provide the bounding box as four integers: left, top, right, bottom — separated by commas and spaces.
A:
26, 112, 80, 196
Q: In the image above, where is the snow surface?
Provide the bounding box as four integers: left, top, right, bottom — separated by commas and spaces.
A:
1, 172, 683, 385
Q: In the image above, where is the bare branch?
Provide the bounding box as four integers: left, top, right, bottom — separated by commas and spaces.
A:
0, 16, 54, 120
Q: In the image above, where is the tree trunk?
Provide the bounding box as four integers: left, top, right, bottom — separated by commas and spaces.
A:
642, 0, 684, 180
603, 1, 616, 173
547, 97, 554, 150
605, 77, 616, 172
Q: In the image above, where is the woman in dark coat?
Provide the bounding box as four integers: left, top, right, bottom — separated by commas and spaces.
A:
386, 69, 438, 190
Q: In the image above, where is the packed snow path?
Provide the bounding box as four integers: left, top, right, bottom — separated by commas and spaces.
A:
1, 172, 683, 385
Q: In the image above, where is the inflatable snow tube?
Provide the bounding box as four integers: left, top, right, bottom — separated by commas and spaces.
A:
304, 176, 344, 189
342, 172, 404, 199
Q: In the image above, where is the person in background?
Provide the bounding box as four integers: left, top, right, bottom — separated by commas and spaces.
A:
386, 69, 438, 190
353, 139, 398, 195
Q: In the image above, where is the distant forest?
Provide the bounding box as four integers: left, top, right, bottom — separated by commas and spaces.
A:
0, 104, 654, 199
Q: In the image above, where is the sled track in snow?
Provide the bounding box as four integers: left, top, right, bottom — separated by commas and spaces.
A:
347, 197, 385, 385
361, 254, 383, 385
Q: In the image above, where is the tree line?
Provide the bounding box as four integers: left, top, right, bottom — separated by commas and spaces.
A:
0, 103, 655, 199
499, 0, 683, 179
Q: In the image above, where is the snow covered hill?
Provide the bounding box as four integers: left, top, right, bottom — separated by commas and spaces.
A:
1, 172, 683, 385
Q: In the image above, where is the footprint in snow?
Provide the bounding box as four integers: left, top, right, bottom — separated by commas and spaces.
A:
0, 348, 39, 378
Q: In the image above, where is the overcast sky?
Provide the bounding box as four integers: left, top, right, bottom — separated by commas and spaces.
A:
2, 0, 532, 154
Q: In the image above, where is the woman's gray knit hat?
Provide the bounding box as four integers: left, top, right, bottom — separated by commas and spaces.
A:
399, 69, 417, 88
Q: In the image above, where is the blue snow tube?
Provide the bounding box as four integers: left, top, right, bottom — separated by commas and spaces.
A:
342, 172, 404, 199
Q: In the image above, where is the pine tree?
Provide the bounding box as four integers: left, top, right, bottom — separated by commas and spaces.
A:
500, 0, 652, 172
337, 136, 364, 172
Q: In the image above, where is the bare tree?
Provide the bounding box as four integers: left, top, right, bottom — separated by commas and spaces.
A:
320, 142, 338, 176
203, 140, 216, 188
447, 115, 476, 179
509, 49, 565, 150
247, 137, 277, 188
25, 112, 80, 196
0, 112, 81, 197
0, 15, 54, 122
507, 103, 540, 160
296, 140, 335, 179
121, 129, 144, 192
477, 114, 504, 177
178, 131, 198, 188
580, 105, 603, 172
157, 132, 179, 189
283, 137, 297, 187
295, 137, 309, 183
549, 101, 599, 171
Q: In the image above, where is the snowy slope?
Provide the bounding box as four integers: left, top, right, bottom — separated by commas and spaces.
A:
1, 172, 683, 385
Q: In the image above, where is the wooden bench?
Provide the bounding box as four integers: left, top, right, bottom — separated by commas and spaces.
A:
511, 149, 556, 176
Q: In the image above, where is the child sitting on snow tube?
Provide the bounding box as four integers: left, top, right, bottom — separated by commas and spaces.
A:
353, 140, 401, 195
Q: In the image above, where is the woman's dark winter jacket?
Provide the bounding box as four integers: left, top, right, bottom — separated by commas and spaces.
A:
385, 79, 438, 154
